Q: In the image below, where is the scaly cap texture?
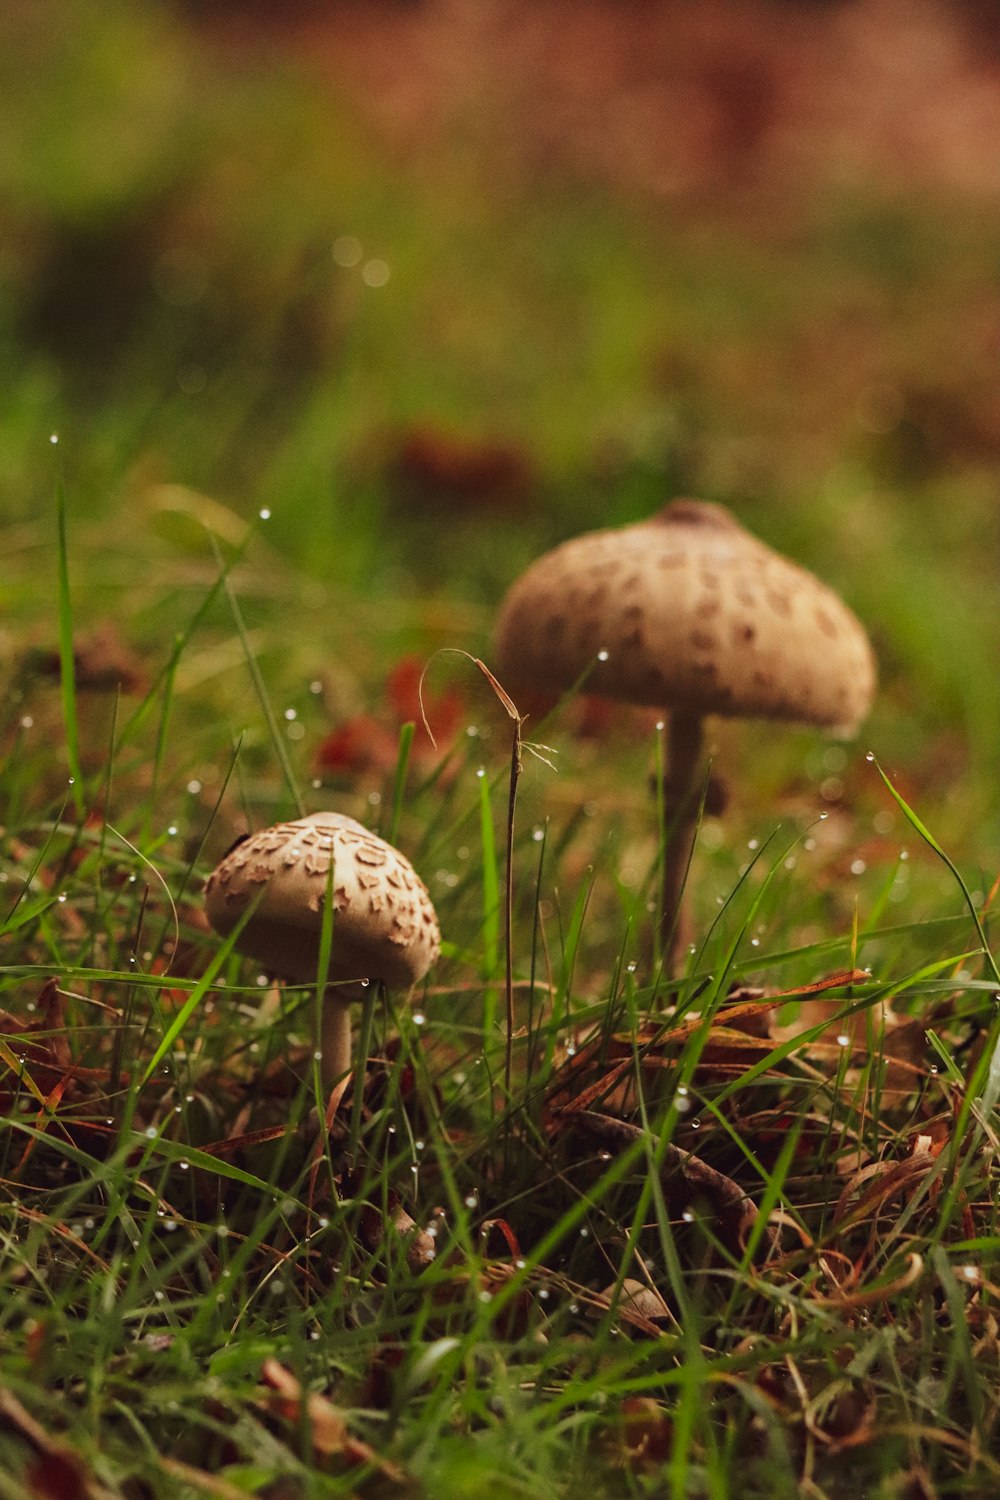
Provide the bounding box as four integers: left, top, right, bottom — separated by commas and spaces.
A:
204, 812, 440, 989
494, 499, 876, 734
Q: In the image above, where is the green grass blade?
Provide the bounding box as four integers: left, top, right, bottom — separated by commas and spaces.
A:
55, 476, 84, 816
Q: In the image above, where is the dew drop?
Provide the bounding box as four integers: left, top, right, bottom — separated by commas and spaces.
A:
476, 766, 486, 779
596, 649, 610, 662
413, 1011, 426, 1027
865, 751, 875, 762
836, 1033, 850, 1048
258, 508, 271, 521
49, 433, 59, 445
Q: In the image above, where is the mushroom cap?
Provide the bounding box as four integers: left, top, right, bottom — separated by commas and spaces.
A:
494, 499, 876, 734
204, 812, 441, 989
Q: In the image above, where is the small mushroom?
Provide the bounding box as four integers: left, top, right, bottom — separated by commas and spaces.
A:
494, 499, 876, 965
204, 812, 440, 1086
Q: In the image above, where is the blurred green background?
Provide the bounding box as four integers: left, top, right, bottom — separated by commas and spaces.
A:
3, 0, 1000, 880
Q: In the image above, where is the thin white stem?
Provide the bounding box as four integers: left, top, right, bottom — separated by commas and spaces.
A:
660, 709, 705, 972
319, 988, 354, 1088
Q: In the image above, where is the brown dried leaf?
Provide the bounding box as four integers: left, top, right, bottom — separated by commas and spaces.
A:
595, 1278, 673, 1335
572, 1110, 772, 1255
26, 1451, 87, 1500
596, 1396, 674, 1471
258, 1359, 409, 1483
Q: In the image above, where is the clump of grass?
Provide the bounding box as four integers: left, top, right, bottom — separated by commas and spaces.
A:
1, 507, 999, 1499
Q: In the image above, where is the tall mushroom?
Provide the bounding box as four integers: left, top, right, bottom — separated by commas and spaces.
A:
204, 812, 440, 1086
493, 499, 876, 966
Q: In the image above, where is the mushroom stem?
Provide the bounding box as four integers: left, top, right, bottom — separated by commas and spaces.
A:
319, 986, 355, 1088
659, 709, 705, 970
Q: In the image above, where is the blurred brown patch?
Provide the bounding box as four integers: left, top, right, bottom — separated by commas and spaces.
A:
21, 623, 148, 695
388, 423, 534, 513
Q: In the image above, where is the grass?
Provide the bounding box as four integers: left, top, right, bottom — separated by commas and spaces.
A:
3, 4, 1000, 1494
1, 496, 999, 1499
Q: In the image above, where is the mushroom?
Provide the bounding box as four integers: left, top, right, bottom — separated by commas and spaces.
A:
493, 499, 876, 965
204, 812, 440, 1086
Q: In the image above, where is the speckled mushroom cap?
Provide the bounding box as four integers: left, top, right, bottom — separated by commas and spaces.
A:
494, 499, 876, 734
204, 812, 440, 988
